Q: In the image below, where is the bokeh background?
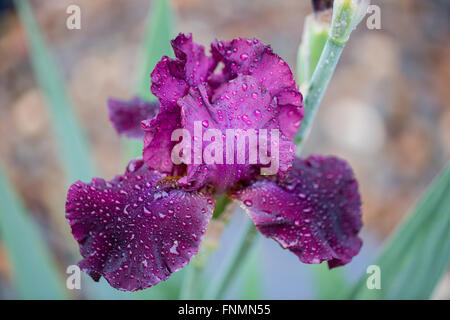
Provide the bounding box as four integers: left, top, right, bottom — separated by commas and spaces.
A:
0, 0, 449, 299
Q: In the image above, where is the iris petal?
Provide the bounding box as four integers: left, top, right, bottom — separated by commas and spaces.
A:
142, 111, 180, 174
107, 97, 159, 139
178, 75, 297, 192
231, 156, 362, 268
144, 34, 303, 192
66, 159, 214, 291
143, 34, 217, 174
211, 38, 303, 110
171, 33, 217, 87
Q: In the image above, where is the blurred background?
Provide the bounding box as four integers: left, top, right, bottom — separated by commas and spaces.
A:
0, 0, 449, 299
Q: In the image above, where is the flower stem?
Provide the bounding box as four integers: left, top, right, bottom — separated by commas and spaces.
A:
179, 260, 200, 299
203, 218, 257, 299
213, 195, 232, 219
294, 38, 344, 149
295, 0, 370, 150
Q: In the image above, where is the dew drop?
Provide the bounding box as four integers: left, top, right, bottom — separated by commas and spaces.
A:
240, 53, 249, 61
243, 199, 253, 207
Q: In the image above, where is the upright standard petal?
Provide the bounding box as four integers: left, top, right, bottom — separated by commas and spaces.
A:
171, 33, 217, 87
178, 76, 297, 192
232, 156, 362, 268
66, 159, 214, 291
107, 97, 159, 139
143, 33, 217, 173
211, 38, 302, 105
211, 38, 303, 139
144, 34, 303, 191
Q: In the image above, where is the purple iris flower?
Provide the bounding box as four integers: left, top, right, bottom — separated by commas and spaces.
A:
66, 33, 362, 291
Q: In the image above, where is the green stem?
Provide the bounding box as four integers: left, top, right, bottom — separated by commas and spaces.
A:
213, 195, 232, 219
294, 39, 344, 149
203, 218, 258, 299
179, 261, 200, 299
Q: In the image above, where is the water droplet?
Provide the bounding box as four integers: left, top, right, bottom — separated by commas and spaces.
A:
170, 240, 179, 255
244, 199, 253, 207
240, 53, 249, 61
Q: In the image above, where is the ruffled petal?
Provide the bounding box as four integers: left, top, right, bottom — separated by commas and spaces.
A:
211, 38, 302, 100
150, 33, 216, 108
178, 76, 297, 192
150, 56, 188, 109
231, 156, 362, 268
144, 35, 303, 191
66, 159, 214, 291
144, 34, 218, 174
107, 97, 159, 139
142, 110, 180, 174
171, 33, 217, 87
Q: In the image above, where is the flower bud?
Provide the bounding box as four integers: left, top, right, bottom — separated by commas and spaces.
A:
330, 0, 370, 45
297, 9, 332, 90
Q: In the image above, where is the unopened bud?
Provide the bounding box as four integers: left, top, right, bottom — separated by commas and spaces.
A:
330, 0, 370, 46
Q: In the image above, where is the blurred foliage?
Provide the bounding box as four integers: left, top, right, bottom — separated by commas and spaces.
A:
348, 163, 450, 299
240, 241, 263, 299
14, 0, 96, 183
0, 165, 68, 299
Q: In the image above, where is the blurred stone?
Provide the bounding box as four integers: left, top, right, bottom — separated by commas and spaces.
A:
321, 98, 386, 155
0, 243, 11, 281
387, 119, 432, 179
439, 109, 450, 157
12, 89, 47, 137
432, 271, 450, 300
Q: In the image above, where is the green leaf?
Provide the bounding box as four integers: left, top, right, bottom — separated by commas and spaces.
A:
0, 165, 68, 299
203, 217, 258, 299
127, 0, 174, 159
240, 240, 263, 299
312, 262, 349, 299
14, 0, 96, 182
348, 163, 450, 299
136, 0, 174, 101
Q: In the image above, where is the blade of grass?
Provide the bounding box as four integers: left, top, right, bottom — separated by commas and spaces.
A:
0, 165, 68, 299
14, 0, 95, 182
14, 0, 123, 299
136, 0, 174, 101
127, 0, 174, 158
240, 240, 262, 299
312, 262, 349, 299
348, 163, 450, 299
203, 217, 258, 299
